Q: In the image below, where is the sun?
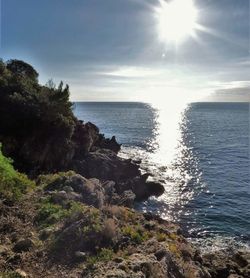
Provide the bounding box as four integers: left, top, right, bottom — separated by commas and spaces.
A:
156, 0, 198, 44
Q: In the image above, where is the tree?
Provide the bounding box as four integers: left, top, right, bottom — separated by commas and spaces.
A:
6, 59, 39, 81
0, 58, 77, 174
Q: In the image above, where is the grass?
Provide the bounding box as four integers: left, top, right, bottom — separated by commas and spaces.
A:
35, 197, 89, 228
121, 225, 149, 244
0, 144, 35, 201
156, 232, 167, 242
86, 248, 114, 267
0, 272, 23, 278
35, 199, 68, 227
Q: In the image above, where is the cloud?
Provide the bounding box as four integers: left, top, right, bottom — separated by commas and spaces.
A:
206, 86, 250, 102
103, 66, 163, 78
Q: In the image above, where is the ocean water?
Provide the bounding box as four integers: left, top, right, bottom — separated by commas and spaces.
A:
74, 102, 250, 251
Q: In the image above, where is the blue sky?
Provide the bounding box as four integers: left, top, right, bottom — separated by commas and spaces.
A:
1, 0, 249, 101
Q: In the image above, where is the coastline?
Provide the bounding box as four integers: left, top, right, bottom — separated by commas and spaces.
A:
0, 60, 249, 277
0, 121, 249, 277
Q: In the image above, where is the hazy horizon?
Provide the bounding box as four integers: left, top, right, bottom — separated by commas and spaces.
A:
1, 0, 250, 102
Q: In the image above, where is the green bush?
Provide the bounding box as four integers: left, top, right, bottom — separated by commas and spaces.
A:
35, 197, 87, 228
35, 200, 68, 227
0, 144, 34, 201
121, 224, 150, 244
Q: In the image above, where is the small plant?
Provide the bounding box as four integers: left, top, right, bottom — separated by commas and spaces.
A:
168, 242, 180, 257
103, 218, 116, 242
37, 171, 76, 189
86, 248, 114, 267
35, 201, 67, 227
81, 208, 102, 235
121, 225, 148, 244
156, 232, 167, 242
0, 144, 35, 201
36, 198, 87, 228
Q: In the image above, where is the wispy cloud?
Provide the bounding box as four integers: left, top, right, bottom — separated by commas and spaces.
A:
103, 66, 163, 78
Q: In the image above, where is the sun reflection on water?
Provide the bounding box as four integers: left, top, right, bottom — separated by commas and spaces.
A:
121, 100, 204, 225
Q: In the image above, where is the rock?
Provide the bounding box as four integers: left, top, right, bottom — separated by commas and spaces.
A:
0, 245, 9, 255
50, 190, 82, 206
119, 176, 165, 201
145, 181, 165, 198
63, 185, 74, 193
39, 227, 54, 240
164, 252, 185, 278
72, 121, 101, 157
233, 251, 249, 267
155, 249, 168, 261
50, 190, 68, 204
7, 253, 22, 264
74, 251, 87, 261
15, 269, 27, 277
194, 250, 203, 264
13, 238, 34, 253
144, 221, 156, 230
96, 135, 121, 154
74, 149, 141, 182
118, 190, 136, 207
102, 180, 116, 203
10, 232, 19, 242
132, 159, 142, 164
113, 257, 124, 263
71, 146, 164, 203
202, 250, 250, 278
45, 173, 105, 208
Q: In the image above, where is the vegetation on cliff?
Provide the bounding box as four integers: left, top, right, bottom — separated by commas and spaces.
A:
0, 144, 34, 202
0, 59, 76, 173
0, 59, 249, 277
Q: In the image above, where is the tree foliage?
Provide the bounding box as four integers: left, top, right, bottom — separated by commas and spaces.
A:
0, 59, 77, 173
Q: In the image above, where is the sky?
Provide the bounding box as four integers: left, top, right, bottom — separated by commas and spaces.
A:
0, 0, 249, 102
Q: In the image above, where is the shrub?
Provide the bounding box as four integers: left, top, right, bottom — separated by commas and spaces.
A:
35, 198, 87, 228
103, 218, 117, 242
156, 232, 167, 242
35, 200, 68, 227
121, 225, 148, 244
86, 248, 114, 267
0, 144, 34, 201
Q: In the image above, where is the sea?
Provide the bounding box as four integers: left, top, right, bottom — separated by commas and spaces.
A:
74, 102, 250, 252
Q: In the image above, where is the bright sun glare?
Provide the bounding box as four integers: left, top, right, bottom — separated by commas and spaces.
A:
156, 0, 198, 43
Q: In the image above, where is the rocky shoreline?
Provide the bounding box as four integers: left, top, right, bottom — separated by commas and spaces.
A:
0, 59, 249, 277
0, 124, 249, 277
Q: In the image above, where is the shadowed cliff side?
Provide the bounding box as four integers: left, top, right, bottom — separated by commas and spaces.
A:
0, 58, 164, 204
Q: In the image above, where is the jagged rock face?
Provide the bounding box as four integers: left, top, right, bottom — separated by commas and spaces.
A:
42, 172, 140, 208
72, 121, 121, 160
72, 149, 165, 201
74, 149, 140, 181
1, 118, 121, 175
72, 121, 100, 158
201, 250, 250, 278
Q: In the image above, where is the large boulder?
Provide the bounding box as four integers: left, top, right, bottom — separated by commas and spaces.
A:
117, 176, 165, 201
72, 149, 164, 201
73, 149, 140, 181
44, 173, 105, 208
